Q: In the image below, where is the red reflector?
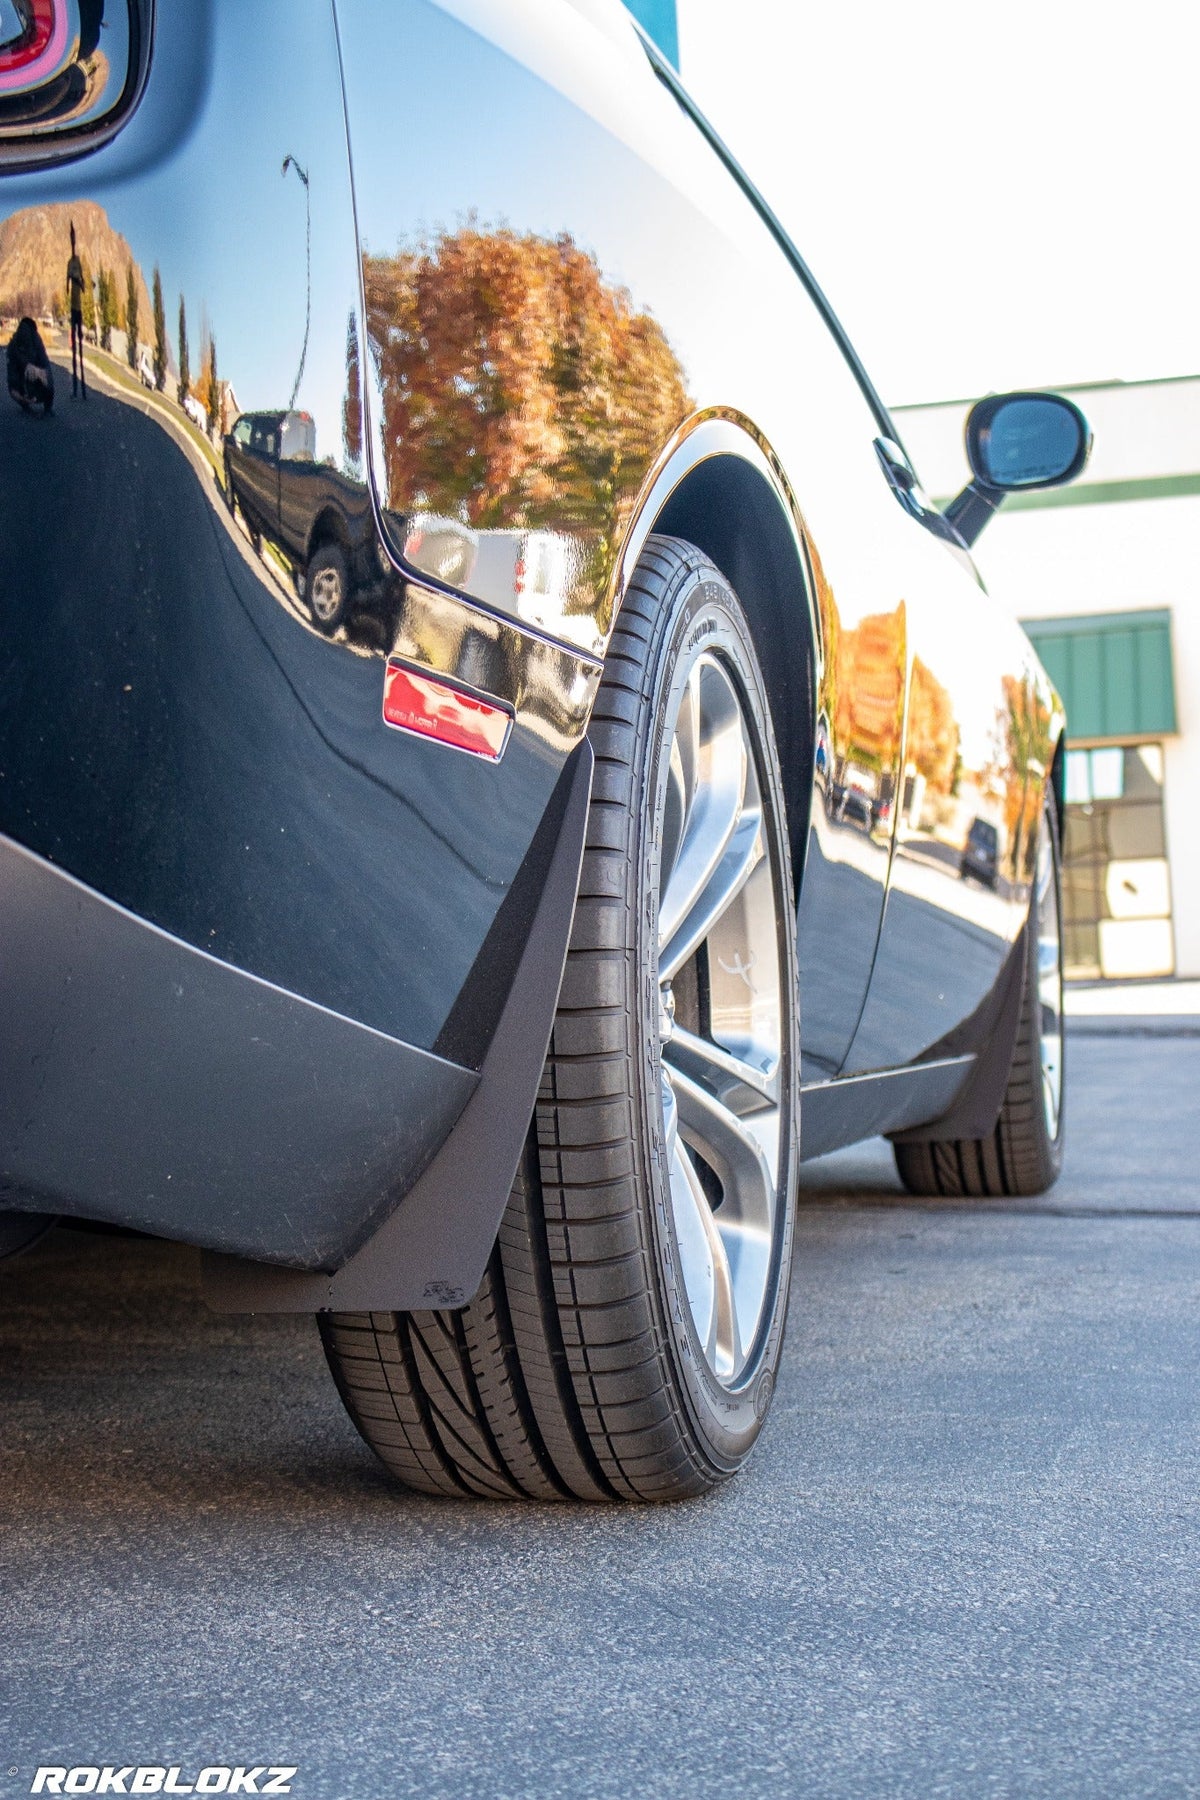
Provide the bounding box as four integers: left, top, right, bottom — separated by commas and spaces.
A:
382, 660, 512, 761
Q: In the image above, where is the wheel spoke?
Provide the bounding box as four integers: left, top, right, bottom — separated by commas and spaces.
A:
663, 1022, 778, 1116
668, 1063, 776, 1238
657, 663, 749, 952
676, 1135, 740, 1376
659, 816, 764, 984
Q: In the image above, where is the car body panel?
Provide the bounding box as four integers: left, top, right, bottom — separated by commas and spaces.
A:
0, 0, 1066, 1284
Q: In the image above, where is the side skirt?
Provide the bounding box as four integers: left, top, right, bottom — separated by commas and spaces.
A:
800, 1055, 976, 1162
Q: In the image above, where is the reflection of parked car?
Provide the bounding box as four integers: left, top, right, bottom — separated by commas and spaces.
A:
183, 394, 208, 435
223, 409, 375, 633
961, 817, 1000, 887
136, 343, 154, 389
832, 784, 873, 830
402, 513, 478, 589
830, 761, 878, 830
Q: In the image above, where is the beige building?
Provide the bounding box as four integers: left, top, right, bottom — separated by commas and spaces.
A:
896, 376, 1199, 982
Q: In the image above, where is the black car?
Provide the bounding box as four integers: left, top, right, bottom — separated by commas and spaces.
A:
0, 0, 1089, 1502
962, 816, 1002, 888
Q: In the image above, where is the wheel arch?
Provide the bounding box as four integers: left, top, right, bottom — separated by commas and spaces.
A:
306, 505, 351, 566
616, 416, 819, 897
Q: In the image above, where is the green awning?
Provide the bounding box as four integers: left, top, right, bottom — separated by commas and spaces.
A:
1022, 609, 1178, 741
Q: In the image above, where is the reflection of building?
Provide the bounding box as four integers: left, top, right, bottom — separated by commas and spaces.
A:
897, 376, 1197, 980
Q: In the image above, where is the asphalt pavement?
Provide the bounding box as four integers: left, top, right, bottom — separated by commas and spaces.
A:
2, 1030, 1198, 1800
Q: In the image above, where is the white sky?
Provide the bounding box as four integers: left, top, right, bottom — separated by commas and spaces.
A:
676, 0, 1199, 406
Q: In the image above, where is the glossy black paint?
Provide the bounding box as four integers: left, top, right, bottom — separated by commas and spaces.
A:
0, 0, 1080, 1280
0, 835, 477, 1266
0, 1, 597, 1074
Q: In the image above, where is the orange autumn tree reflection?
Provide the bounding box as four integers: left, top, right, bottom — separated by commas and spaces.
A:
362, 225, 690, 544
994, 670, 1054, 878
907, 656, 960, 801
830, 609, 906, 778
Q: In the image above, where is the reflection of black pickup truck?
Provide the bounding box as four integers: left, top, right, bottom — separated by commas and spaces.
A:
222, 410, 377, 633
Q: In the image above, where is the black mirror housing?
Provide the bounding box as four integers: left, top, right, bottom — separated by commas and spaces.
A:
944, 390, 1092, 547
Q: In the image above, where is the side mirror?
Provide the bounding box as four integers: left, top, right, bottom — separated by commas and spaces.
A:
944, 391, 1092, 546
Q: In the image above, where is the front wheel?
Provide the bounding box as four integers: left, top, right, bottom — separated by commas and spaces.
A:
306, 542, 350, 633
894, 791, 1065, 1198
320, 537, 801, 1500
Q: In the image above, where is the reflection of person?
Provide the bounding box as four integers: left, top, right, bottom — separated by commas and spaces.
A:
7, 317, 54, 415
66, 221, 87, 400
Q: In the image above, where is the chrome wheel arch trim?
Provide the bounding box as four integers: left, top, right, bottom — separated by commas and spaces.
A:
612, 408, 822, 665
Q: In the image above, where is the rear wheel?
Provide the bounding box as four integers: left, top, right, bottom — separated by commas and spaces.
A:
320, 536, 800, 1500
894, 792, 1065, 1198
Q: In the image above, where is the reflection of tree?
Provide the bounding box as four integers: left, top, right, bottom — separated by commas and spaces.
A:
343, 312, 362, 474
832, 609, 905, 773
907, 657, 959, 798
125, 264, 139, 368
152, 267, 168, 391
362, 225, 689, 547
97, 267, 118, 351
206, 336, 220, 435
991, 670, 1053, 878
194, 332, 221, 434
178, 297, 190, 406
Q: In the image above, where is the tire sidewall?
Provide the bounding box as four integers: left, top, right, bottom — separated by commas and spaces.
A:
629, 560, 800, 1469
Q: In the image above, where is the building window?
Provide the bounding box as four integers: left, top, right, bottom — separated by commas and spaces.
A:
1062, 744, 1174, 980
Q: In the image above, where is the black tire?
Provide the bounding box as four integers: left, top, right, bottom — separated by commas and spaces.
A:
894, 792, 1065, 1198
306, 541, 350, 634
320, 536, 801, 1501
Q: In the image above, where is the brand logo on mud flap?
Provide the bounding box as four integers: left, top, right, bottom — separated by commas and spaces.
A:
30, 1772, 298, 1796
421, 1279, 465, 1305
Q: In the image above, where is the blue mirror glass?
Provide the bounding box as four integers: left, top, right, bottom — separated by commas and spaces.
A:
971, 394, 1089, 491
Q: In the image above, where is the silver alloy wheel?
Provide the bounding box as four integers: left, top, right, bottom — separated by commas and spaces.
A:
656, 651, 785, 1387
1035, 809, 1064, 1139
310, 563, 343, 623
